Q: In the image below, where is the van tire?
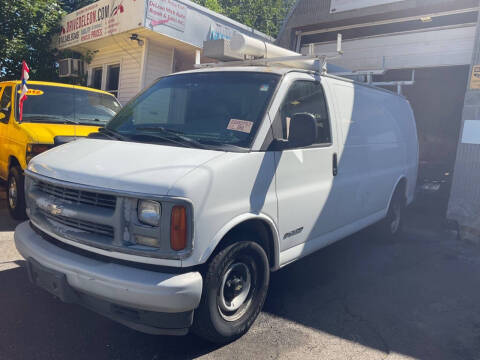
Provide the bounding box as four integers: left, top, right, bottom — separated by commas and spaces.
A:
192, 239, 270, 344
7, 166, 27, 221
377, 187, 405, 239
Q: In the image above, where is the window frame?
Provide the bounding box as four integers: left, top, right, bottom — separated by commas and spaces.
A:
87, 61, 122, 99
90, 66, 103, 90
106, 63, 121, 98
272, 79, 334, 150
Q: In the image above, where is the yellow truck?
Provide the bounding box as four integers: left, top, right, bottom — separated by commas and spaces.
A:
0, 81, 121, 219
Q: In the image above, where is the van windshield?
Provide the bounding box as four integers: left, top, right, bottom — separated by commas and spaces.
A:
17, 85, 121, 125
106, 72, 280, 150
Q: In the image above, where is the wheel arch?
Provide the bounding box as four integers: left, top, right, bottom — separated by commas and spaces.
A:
386, 176, 408, 213
8, 156, 21, 170
201, 214, 280, 271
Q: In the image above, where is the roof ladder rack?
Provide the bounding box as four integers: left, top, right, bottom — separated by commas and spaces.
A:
332, 68, 416, 95
197, 34, 344, 74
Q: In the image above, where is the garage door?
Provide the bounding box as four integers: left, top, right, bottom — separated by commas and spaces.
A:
302, 26, 476, 70
330, 0, 406, 13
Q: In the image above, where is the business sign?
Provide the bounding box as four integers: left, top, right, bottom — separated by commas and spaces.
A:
470, 65, 480, 90
57, 0, 144, 49
57, 0, 269, 53
462, 120, 480, 145
208, 23, 235, 40
330, 0, 406, 13
146, 0, 187, 32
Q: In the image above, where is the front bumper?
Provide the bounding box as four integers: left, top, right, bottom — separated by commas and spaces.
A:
14, 221, 203, 335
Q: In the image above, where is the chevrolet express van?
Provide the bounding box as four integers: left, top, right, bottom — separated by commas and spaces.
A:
0, 81, 121, 219
14, 66, 418, 343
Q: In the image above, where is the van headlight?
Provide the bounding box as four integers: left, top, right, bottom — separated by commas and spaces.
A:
137, 200, 161, 226
26, 143, 53, 163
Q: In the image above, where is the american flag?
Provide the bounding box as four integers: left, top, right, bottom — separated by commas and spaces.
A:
19, 61, 29, 122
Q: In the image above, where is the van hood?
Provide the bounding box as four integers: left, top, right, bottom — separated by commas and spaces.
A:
19, 122, 101, 144
28, 139, 226, 195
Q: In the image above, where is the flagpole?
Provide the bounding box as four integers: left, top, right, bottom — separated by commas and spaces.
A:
19, 61, 30, 122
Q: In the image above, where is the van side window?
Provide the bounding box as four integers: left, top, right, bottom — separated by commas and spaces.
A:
274, 81, 331, 146
0, 86, 12, 122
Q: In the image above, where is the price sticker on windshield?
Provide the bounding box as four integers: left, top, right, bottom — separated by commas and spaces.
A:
17, 89, 44, 96
227, 119, 254, 134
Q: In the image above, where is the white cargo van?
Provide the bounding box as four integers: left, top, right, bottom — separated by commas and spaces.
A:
14, 49, 418, 343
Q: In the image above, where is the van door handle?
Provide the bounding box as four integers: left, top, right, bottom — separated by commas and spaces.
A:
332, 153, 338, 176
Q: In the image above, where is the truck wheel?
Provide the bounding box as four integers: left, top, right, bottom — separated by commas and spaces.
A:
7, 166, 27, 220
377, 187, 405, 239
193, 240, 270, 343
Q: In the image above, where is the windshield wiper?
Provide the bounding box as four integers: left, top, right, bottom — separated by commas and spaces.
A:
22, 115, 78, 125
134, 125, 207, 149
63, 118, 80, 125
79, 118, 106, 123
95, 127, 129, 141
196, 139, 249, 152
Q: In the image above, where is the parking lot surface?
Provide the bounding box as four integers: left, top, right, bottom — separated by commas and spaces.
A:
1, 187, 480, 360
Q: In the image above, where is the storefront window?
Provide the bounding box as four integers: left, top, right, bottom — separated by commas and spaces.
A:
106, 64, 120, 97
91, 67, 102, 90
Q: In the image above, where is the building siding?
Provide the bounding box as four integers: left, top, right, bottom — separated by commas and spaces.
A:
144, 41, 174, 88
88, 39, 143, 104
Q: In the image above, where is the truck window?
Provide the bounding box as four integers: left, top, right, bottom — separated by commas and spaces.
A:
0, 86, 12, 122
108, 72, 280, 149
274, 81, 332, 146
16, 85, 121, 125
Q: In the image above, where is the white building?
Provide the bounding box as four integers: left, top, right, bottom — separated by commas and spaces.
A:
57, 0, 272, 104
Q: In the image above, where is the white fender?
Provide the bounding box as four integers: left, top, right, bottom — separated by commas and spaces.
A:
200, 213, 281, 270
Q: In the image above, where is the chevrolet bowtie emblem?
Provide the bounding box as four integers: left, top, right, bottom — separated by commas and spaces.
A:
47, 203, 63, 216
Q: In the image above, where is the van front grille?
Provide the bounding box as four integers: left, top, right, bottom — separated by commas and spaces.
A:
40, 210, 115, 239
37, 181, 117, 210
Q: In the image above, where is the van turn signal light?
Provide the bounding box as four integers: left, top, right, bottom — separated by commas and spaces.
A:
170, 206, 187, 251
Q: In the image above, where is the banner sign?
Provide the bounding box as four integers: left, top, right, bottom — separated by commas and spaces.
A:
208, 23, 235, 40
462, 120, 480, 144
330, 0, 406, 13
57, 0, 269, 51
470, 65, 480, 90
57, 0, 144, 49
146, 0, 187, 32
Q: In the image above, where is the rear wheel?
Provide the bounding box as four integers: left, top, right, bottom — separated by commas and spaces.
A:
377, 186, 406, 239
389, 196, 403, 235
192, 239, 270, 343
7, 166, 27, 220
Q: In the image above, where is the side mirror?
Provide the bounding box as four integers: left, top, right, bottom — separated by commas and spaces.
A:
288, 113, 317, 148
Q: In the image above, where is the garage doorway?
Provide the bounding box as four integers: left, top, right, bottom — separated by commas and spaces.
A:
380, 66, 469, 217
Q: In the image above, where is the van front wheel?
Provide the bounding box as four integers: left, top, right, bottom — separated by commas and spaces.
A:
193, 240, 269, 343
7, 166, 27, 220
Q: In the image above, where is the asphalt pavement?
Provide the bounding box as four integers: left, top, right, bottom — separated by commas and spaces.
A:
1, 187, 480, 360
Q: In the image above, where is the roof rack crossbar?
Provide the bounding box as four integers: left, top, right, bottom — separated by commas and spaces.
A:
332, 69, 416, 95
195, 53, 342, 73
